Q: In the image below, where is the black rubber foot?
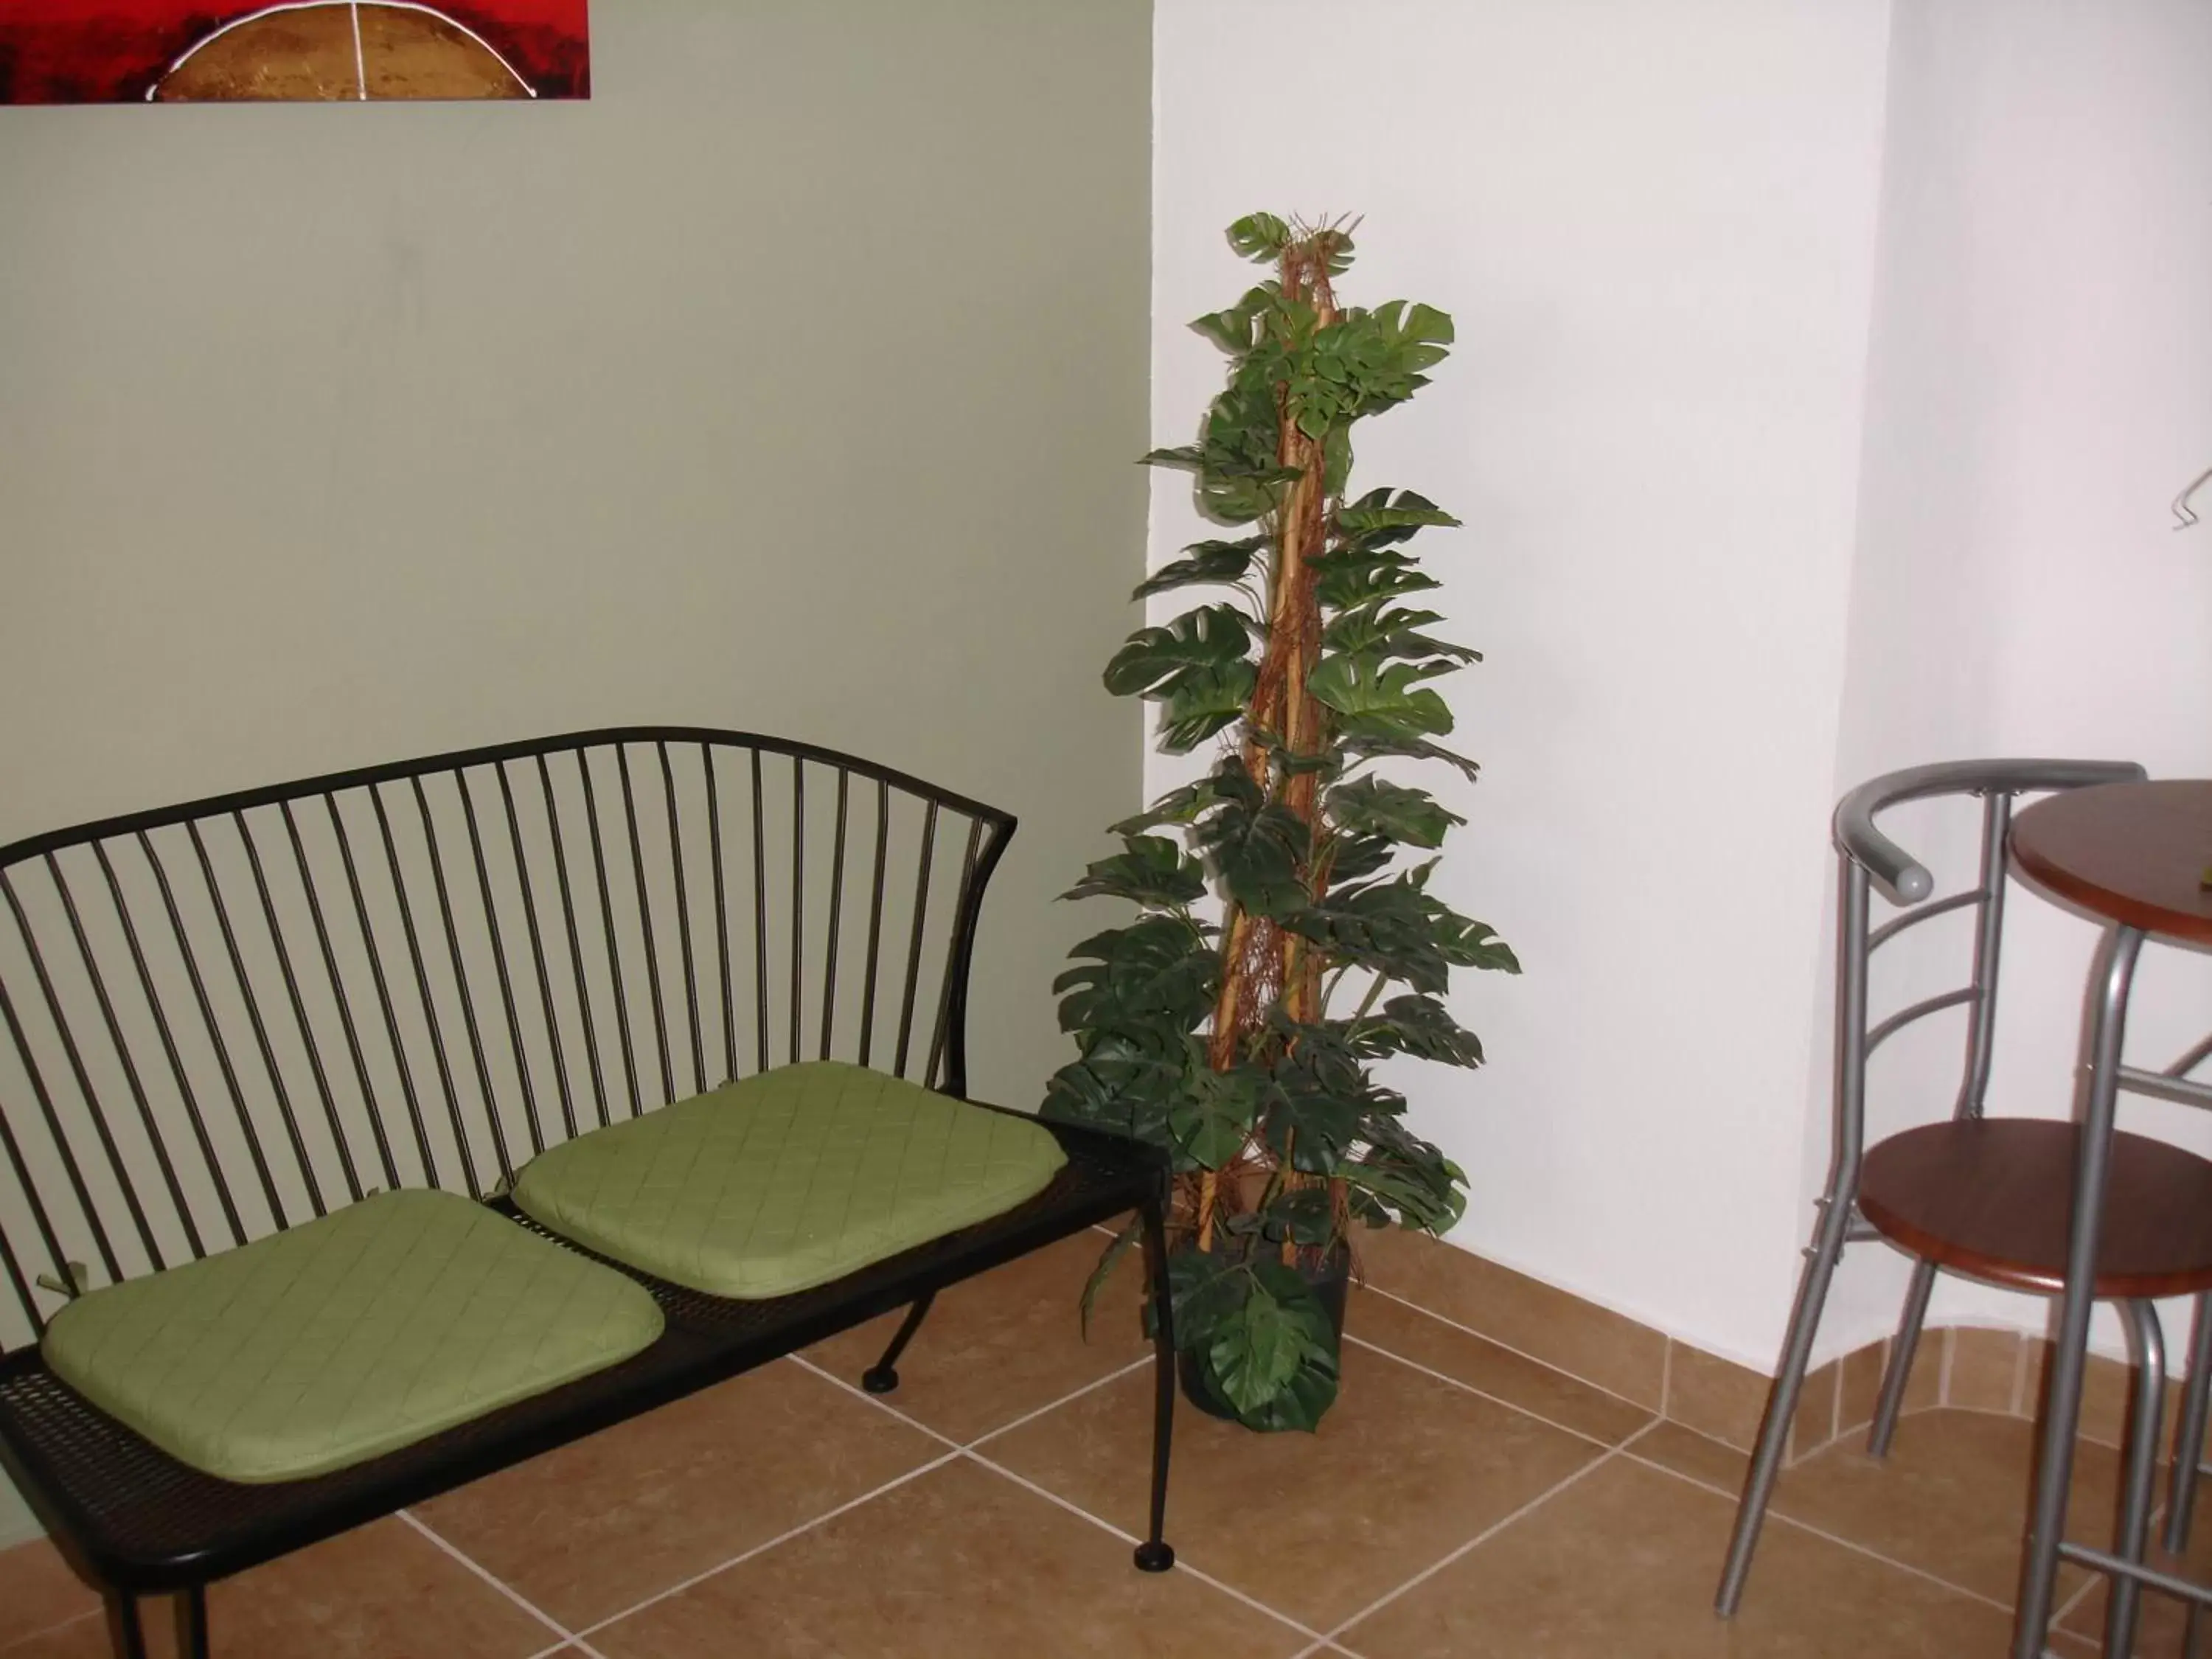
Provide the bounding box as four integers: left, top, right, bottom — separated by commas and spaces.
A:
1133, 1541, 1175, 1573
861, 1366, 899, 1395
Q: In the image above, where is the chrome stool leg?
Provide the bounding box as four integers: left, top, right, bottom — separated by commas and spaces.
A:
1715, 1188, 1854, 1615
1869, 1259, 1938, 1457
2167, 1291, 2212, 1557
2107, 1299, 2167, 1658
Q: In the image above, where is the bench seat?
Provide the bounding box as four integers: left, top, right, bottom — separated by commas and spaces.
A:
40, 1189, 663, 1485
511, 1062, 1068, 1299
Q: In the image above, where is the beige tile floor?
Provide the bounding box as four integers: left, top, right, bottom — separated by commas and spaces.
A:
0, 1226, 2190, 1657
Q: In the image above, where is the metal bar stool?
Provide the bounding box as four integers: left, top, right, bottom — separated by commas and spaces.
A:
1714, 759, 2212, 1658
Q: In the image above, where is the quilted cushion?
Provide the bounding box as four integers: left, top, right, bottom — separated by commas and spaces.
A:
512, 1061, 1068, 1299
41, 1189, 663, 1484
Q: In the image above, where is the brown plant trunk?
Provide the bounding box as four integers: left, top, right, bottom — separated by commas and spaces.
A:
1196, 234, 1340, 1262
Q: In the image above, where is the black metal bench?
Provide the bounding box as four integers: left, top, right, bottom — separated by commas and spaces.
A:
0, 726, 1177, 1658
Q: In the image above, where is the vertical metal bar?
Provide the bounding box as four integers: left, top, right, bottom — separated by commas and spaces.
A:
1868, 1258, 1936, 1457
857, 779, 889, 1070
137, 831, 286, 1230
47, 849, 204, 1259
614, 747, 674, 1107
703, 744, 736, 1085
323, 797, 437, 1188
2011, 924, 2145, 1659
1135, 1186, 1178, 1573
451, 770, 543, 1157
2167, 1293, 2212, 1555
110, 1594, 148, 1659
1717, 854, 1873, 1617
176, 1585, 210, 1659
411, 777, 512, 1188
924, 819, 983, 1091
536, 757, 610, 1130
234, 811, 363, 1206
369, 785, 479, 1200
89, 841, 242, 1250
494, 763, 577, 1146
2106, 1299, 2166, 1658
1952, 791, 2012, 1121
819, 769, 850, 1062
279, 801, 397, 1192
577, 751, 642, 1119
0, 977, 90, 1295
790, 755, 804, 1067
893, 801, 940, 1079
0, 1203, 41, 1339
1, 869, 162, 1271
751, 748, 769, 1076
187, 820, 322, 1218
657, 742, 706, 1096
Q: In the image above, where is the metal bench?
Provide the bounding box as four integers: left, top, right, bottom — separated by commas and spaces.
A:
0, 726, 1177, 1658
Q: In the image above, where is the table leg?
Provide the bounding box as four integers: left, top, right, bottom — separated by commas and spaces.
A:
2011, 924, 2144, 1659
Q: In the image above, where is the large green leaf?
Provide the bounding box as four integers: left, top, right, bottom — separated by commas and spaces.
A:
1110, 765, 1244, 835
1103, 605, 1254, 698
1203, 1258, 1341, 1430
1351, 993, 1487, 1068
1287, 875, 1487, 995
1227, 212, 1292, 261
1308, 655, 1455, 740
1335, 487, 1459, 542
1310, 547, 1441, 611
1323, 604, 1481, 670
1194, 787, 1310, 918
1053, 917, 1218, 1034
1338, 731, 1484, 783
1062, 835, 1206, 909
1326, 777, 1465, 849
1133, 535, 1268, 601
1166, 1063, 1265, 1170
1155, 664, 1256, 753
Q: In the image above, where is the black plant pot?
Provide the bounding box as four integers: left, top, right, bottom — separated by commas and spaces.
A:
1178, 1244, 1352, 1423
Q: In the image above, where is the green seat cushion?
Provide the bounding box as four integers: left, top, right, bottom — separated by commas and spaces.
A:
512, 1061, 1068, 1300
41, 1189, 664, 1484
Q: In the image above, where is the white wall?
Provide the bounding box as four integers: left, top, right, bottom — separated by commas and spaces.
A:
1152, 0, 1895, 1368
1823, 0, 2212, 1360
1155, 0, 2212, 1376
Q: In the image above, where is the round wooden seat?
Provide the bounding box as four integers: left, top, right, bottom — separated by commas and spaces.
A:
1859, 1117, 2212, 1299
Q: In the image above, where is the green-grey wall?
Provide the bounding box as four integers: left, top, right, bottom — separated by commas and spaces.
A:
0, 1, 1151, 1546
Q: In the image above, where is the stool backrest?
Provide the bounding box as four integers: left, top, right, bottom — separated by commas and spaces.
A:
0, 727, 1015, 1349
1829, 759, 2144, 1178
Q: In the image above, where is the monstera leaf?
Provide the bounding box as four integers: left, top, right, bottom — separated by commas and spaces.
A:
1063, 835, 1207, 909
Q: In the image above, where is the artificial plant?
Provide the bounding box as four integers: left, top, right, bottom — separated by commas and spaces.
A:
1043, 214, 1519, 1431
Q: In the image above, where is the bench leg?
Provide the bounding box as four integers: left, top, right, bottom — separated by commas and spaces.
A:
105, 1594, 146, 1659
1134, 1190, 1177, 1573
862, 1292, 937, 1395
177, 1586, 211, 1659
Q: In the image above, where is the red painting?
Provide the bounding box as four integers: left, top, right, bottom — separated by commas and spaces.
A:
0, 1, 590, 102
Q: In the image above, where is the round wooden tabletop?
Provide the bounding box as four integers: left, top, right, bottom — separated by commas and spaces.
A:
2008, 779, 2212, 948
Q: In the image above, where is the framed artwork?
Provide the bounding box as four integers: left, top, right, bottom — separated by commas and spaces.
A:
0, 1, 590, 103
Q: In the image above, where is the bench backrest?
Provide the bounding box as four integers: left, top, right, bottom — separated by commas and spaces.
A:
0, 727, 1014, 1350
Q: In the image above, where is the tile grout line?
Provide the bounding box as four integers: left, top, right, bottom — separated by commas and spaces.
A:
551, 1354, 1175, 1646
1365, 1285, 1666, 1418
963, 1445, 1337, 1649
0, 1605, 104, 1655
1340, 1332, 1625, 1454
397, 1508, 608, 1659
1290, 1420, 1663, 1659
557, 1450, 965, 1648
1615, 1442, 2118, 1625
794, 1350, 1342, 1646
